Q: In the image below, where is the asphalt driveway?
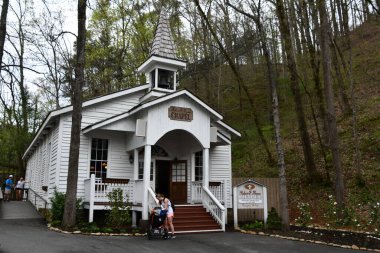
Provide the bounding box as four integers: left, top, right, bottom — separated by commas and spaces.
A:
0, 201, 366, 253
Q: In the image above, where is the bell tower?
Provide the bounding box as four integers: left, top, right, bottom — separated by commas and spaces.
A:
137, 8, 186, 97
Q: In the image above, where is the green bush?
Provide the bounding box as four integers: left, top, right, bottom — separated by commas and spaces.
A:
50, 188, 66, 223
241, 220, 264, 230
266, 207, 282, 230
49, 188, 83, 225
105, 188, 131, 228
102, 227, 114, 233
76, 222, 100, 233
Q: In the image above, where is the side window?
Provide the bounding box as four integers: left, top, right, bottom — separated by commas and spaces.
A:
138, 161, 154, 180
90, 138, 108, 179
195, 151, 203, 181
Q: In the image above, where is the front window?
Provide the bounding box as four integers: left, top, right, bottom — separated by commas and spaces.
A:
195, 151, 203, 181
90, 138, 108, 179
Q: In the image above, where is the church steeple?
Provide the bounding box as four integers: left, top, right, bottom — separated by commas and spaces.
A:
137, 8, 186, 95
150, 10, 177, 59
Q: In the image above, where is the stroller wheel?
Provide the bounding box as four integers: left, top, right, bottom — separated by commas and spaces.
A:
163, 230, 169, 240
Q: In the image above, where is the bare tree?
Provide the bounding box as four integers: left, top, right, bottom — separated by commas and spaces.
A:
30, 10, 68, 109
0, 0, 9, 73
274, 0, 319, 183
194, 0, 275, 165
317, 0, 345, 211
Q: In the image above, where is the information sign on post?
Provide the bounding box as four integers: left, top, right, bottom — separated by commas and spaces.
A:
233, 180, 268, 229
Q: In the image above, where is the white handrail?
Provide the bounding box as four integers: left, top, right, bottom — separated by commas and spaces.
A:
202, 186, 225, 231
147, 187, 158, 213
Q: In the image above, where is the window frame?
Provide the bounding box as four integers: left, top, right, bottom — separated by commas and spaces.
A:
194, 150, 203, 181
89, 138, 109, 180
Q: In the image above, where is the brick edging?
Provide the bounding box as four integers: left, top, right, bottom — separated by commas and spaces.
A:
47, 224, 145, 236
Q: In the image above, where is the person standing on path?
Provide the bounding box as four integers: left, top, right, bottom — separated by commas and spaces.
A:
15, 177, 25, 201
156, 193, 176, 239
0, 176, 3, 200
4, 175, 14, 201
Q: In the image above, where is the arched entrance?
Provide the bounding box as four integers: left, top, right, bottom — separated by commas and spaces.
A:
154, 129, 203, 204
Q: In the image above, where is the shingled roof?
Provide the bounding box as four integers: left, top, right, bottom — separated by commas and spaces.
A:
150, 9, 177, 59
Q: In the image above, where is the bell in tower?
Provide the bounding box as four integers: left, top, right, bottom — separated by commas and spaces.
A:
138, 8, 186, 96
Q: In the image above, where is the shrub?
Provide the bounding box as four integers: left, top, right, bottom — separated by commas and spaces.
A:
76, 222, 100, 233
50, 188, 66, 223
49, 188, 83, 226
105, 188, 131, 229
324, 195, 356, 227
295, 202, 313, 226
241, 220, 264, 230
266, 207, 282, 230
102, 227, 114, 233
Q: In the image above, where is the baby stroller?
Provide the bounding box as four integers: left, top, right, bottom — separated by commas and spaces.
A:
147, 207, 169, 240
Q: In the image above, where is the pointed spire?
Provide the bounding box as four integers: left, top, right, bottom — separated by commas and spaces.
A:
150, 8, 177, 59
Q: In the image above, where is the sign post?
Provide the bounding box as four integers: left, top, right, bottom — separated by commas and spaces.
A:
233, 180, 268, 229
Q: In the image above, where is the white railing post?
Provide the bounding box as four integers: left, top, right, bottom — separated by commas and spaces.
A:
203, 148, 209, 188
142, 145, 151, 220
89, 174, 95, 222
223, 180, 227, 224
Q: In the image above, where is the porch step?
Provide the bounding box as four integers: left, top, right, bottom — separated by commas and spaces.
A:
173, 205, 222, 233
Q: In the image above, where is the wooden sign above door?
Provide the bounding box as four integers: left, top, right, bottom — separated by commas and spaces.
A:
168, 106, 193, 122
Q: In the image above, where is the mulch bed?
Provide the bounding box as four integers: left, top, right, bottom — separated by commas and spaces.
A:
239, 225, 380, 251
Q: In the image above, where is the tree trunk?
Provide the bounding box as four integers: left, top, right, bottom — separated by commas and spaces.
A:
330, 42, 351, 114
62, 0, 86, 228
317, 0, 345, 211
0, 0, 9, 73
300, 0, 330, 181
275, 0, 319, 183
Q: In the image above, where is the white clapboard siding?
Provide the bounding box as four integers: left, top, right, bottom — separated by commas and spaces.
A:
56, 92, 143, 198
48, 125, 60, 200
146, 97, 210, 148
108, 134, 133, 179
25, 124, 59, 205
81, 94, 142, 129
210, 145, 232, 208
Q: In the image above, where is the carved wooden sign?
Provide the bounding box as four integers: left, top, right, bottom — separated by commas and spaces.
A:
168, 106, 193, 122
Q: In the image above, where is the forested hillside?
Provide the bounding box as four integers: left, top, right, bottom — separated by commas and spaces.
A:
0, 0, 379, 230
181, 16, 380, 230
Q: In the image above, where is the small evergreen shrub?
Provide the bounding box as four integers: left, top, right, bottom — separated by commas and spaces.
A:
50, 188, 83, 226
241, 220, 264, 230
50, 188, 66, 223
105, 188, 131, 229
77, 222, 100, 233
102, 227, 114, 233
266, 207, 282, 230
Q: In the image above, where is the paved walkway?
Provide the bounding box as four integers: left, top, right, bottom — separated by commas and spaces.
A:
0, 200, 43, 220
0, 201, 367, 253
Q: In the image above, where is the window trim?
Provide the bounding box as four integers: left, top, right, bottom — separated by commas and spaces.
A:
194, 150, 203, 182
89, 138, 110, 180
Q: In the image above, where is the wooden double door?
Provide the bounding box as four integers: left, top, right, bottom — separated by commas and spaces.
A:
155, 160, 187, 204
